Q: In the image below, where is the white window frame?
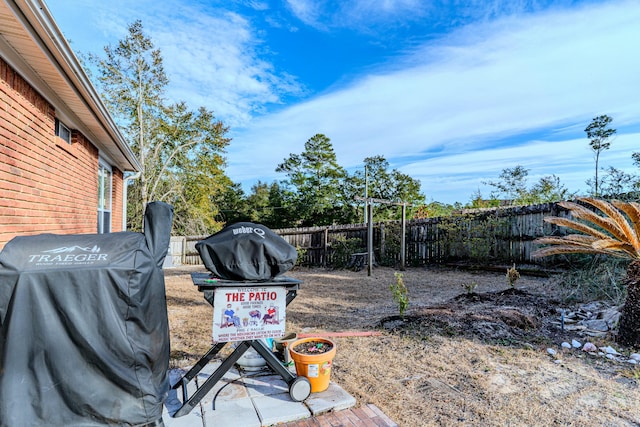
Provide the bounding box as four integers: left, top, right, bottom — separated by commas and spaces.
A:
97, 159, 113, 234
55, 118, 72, 144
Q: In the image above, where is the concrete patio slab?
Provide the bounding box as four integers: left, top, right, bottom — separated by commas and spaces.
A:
163, 360, 356, 427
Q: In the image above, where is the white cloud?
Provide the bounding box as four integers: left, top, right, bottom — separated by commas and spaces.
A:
284, 0, 432, 32
401, 132, 640, 203
146, 3, 305, 126
228, 1, 640, 202
283, 0, 567, 33
48, 0, 304, 127
284, 0, 327, 29
151, 9, 276, 124
48, 0, 640, 204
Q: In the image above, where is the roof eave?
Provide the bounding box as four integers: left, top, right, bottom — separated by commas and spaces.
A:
0, 0, 140, 172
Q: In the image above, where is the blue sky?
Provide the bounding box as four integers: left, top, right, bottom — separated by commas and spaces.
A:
46, 0, 640, 204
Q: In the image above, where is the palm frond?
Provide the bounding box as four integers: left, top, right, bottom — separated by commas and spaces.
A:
536, 198, 640, 261
581, 197, 628, 223
535, 236, 595, 248
543, 216, 610, 240
591, 239, 636, 257
580, 197, 639, 250
563, 201, 627, 243
556, 201, 581, 210
562, 234, 599, 244
612, 200, 640, 250
531, 245, 604, 258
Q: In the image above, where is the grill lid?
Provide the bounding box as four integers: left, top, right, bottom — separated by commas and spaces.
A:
196, 222, 297, 281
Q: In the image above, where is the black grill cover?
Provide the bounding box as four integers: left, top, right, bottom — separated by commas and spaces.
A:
196, 222, 297, 281
0, 201, 173, 427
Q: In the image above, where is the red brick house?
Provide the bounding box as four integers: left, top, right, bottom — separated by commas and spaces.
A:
0, 0, 139, 249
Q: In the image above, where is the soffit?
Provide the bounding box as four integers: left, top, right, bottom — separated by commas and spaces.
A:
0, 0, 140, 172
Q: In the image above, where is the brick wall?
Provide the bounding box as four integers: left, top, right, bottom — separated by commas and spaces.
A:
0, 57, 124, 248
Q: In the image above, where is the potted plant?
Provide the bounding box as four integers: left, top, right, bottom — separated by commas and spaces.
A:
288, 337, 336, 392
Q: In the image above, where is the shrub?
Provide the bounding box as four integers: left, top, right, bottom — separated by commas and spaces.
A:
506, 264, 520, 288
390, 272, 409, 317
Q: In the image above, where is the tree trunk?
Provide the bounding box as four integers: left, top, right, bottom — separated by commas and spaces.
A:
617, 260, 640, 348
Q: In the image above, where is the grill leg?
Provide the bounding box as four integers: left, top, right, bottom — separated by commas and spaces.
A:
171, 341, 251, 418
172, 342, 227, 389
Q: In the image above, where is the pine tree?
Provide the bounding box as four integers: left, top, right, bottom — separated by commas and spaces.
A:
91, 20, 230, 233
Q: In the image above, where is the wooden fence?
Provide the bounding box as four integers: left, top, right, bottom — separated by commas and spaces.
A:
169, 235, 207, 266
403, 202, 570, 267
172, 202, 571, 269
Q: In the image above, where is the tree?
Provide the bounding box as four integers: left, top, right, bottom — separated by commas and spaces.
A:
249, 181, 295, 229
274, 138, 427, 227
214, 180, 294, 229
413, 200, 459, 218
91, 20, 167, 215
467, 189, 500, 209
276, 134, 353, 226
264, 182, 294, 229
213, 182, 251, 225
585, 115, 616, 197
171, 106, 232, 235
533, 198, 640, 347
483, 165, 530, 203
525, 175, 573, 205
483, 166, 573, 206
245, 181, 271, 222
91, 21, 230, 232
596, 167, 638, 200
348, 155, 425, 222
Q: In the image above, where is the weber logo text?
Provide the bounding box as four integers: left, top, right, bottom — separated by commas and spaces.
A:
232, 226, 265, 238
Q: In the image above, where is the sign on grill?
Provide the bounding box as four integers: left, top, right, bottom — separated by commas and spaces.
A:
212, 286, 286, 342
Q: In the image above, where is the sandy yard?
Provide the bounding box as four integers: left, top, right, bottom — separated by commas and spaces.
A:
164, 265, 640, 426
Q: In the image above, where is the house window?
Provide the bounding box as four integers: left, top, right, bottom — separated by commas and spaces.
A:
55, 118, 72, 144
97, 161, 112, 233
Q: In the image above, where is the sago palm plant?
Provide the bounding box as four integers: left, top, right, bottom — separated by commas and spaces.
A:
533, 197, 640, 348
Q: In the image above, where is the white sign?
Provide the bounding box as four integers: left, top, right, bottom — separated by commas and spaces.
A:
212, 287, 287, 342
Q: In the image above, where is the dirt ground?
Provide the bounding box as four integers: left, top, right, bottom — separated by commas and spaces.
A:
164, 265, 640, 427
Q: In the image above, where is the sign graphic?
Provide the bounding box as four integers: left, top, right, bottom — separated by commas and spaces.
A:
212, 286, 286, 342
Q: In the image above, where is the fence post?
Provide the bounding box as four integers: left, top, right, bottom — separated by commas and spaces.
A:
380, 223, 385, 263
367, 202, 374, 276
401, 204, 406, 270
182, 237, 187, 265
323, 227, 329, 267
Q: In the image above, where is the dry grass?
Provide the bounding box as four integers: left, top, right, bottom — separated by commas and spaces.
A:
164, 265, 640, 426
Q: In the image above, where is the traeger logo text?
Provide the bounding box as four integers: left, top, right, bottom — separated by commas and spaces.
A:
28, 245, 108, 266
232, 226, 265, 239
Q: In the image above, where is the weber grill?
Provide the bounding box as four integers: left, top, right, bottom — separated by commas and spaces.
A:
0, 202, 174, 427
170, 222, 311, 417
